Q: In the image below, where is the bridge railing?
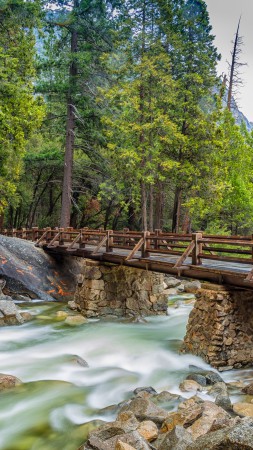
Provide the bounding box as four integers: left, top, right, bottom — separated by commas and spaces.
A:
1, 227, 253, 271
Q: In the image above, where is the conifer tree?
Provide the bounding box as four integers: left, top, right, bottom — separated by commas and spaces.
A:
0, 0, 44, 217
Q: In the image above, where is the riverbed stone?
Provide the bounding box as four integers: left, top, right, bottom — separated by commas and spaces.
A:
88, 428, 151, 450
205, 372, 224, 385
152, 391, 180, 406
64, 315, 88, 326
233, 402, 253, 417
20, 311, 33, 322
188, 418, 253, 449
67, 300, 78, 310
179, 380, 203, 392
164, 277, 182, 288
186, 373, 207, 387
137, 420, 158, 442
183, 280, 201, 293
0, 373, 22, 390
215, 395, 233, 413
208, 382, 228, 397
158, 425, 194, 450
0, 300, 24, 325
134, 387, 157, 396
56, 310, 68, 320
187, 400, 231, 439
119, 398, 169, 425
242, 382, 253, 395
115, 441, 137, 450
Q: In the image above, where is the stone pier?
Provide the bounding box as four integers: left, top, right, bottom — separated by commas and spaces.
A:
182, 284, 253, 370
74, 259, 168, 318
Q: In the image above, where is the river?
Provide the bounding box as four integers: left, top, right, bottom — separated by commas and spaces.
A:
0, 296, 251, 449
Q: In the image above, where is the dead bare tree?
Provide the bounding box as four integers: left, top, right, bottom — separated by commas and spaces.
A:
227, 17, 247, 111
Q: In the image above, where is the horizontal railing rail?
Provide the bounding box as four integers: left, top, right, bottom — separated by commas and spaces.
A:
1, 228, 253, 283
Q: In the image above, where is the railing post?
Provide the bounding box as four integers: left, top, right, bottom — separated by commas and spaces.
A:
79, 227, 88, 249
142, 231, 150, 258
154, 229, 162, 250
106, 230, 113, 253
12, 228, 17, 238
123, 228, 129, 246
192, 232, 203, 265
45, 227, 52, 244
59, 228, 64, 246
22, 228, 27, 240
32, 227, 39, 242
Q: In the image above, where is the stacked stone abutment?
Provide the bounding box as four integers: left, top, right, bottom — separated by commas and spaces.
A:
74, 259, 168, 318
182, 285, 253, 370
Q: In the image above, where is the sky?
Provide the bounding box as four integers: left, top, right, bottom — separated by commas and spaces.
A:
205, 0, 253, 122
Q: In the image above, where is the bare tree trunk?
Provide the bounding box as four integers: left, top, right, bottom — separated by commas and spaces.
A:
60, 5, 78, 228
141, 181, 147, 231
26, 169, 43, 228
149, 184, 154, 231
227, 17, 241, 111
128, 203, 136, 230
172, 187, 182, 233
182, 209, 191, 233
154, 180, 164, 230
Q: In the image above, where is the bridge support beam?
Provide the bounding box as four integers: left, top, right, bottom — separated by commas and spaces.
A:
182, 284, 253, 370
74, 259, 168, 318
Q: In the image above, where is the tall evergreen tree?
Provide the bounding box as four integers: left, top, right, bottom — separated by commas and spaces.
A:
0, 0, 44, 220
100, 0, 182, 230
157, 0, 220, 231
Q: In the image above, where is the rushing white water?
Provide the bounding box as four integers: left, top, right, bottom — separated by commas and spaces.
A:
0, 298, 228, 449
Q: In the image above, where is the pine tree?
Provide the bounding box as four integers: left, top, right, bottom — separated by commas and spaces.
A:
37, 0, 117, 227
100, 0, 182, 230
0, 0, 44, 216
157, 0, 220, 231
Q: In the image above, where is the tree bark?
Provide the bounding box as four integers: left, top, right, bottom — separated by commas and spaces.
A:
141, 181, 147, 231
172, 187, 182, 233
154, 180, 164, 230
149, 184, 154, 231
60, 5, 78, 228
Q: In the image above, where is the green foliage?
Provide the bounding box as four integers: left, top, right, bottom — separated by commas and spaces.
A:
0, 0, 44, 212
2, 0, 253, 234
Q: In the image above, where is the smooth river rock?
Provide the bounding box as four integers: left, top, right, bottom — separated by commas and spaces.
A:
64, 315, 88, 326
0, 373, 22, 390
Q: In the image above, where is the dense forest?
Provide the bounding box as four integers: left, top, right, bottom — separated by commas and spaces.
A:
1, 0, 253, 235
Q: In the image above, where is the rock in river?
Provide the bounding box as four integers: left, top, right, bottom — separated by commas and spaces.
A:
0, 235, 79, 300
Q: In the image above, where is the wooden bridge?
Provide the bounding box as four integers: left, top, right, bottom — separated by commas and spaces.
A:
2, 227, 253, 289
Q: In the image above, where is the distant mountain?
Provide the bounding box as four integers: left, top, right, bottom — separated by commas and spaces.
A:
223, 91, 253, 132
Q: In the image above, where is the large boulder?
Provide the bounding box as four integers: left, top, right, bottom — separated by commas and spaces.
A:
188, 418, 253, 449
0, 235, 79, 300
187, 400, 231, 439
